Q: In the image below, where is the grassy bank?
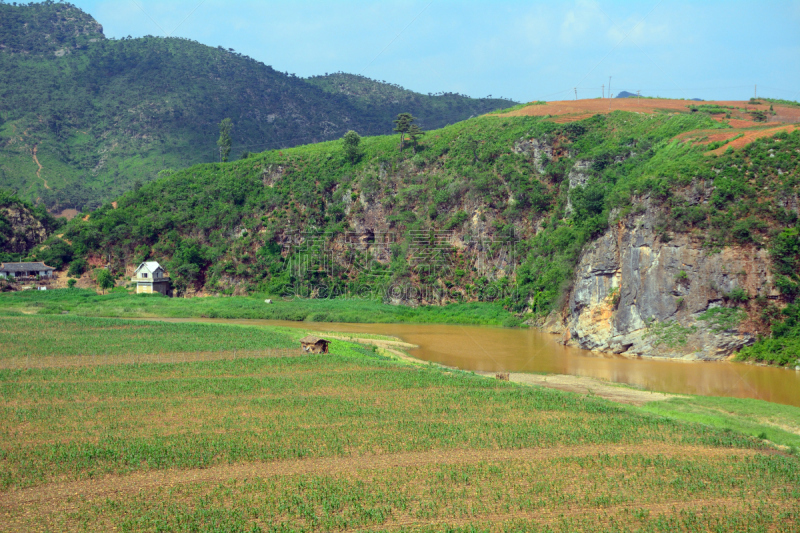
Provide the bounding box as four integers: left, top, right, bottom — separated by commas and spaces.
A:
636, 395, 800, 449
0, 288, 520, 325
1, 315, 799, 531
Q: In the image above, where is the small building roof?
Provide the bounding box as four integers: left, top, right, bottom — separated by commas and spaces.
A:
299, 335, 329, 344
0, 262, 55, 272
135, 261, 164, 273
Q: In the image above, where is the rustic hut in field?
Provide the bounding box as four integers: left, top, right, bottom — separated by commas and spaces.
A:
0, 262, 55, 280
300, 335, 330, 354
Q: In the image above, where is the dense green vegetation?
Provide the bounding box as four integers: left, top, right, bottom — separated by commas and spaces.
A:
1, 315, 798, 531
0, 0, 103, 55
737, 303, 800, 365
306, 72, 511, 129
0, 2, 514, 210
763, 98, 800, 108
6, 95, 796, 362
0, 288, 517, 325
39, 110, 754, 306
736, 227, 800, 365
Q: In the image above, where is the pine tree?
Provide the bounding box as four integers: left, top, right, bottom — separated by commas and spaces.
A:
217, 118, 233, 162
393, 112, 414, 151
342, 130, 361, 163
407, 124, 424, 153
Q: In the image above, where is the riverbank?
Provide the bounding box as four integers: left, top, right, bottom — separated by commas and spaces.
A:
326, 330, 800, 450
3, 313, 798, 448
0, 288, 520, 325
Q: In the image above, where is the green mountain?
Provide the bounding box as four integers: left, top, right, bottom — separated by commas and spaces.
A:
0, 1, 514, 213
305, 73, 502, 125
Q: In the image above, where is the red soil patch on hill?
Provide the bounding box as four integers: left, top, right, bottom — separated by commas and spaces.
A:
548, 113, 595, 124
492, 99, 800, 124
493, 99, 799, 155
702, 132, 742, 144
723, 118, 770, 128
676, 128, 749, 145
772, 107, 800, 123
705, 125, 799, 155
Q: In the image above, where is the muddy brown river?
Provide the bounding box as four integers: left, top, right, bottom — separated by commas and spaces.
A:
158, 318, 800, 407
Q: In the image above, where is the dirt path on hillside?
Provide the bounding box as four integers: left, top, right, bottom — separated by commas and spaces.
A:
0, 444, 760, 511
32, 145, 50, 189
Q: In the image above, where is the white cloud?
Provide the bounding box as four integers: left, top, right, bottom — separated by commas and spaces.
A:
605, 16, 672, 47
559, 0, 604, 45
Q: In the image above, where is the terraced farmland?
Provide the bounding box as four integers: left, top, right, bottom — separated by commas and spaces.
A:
0, 316, 798, 531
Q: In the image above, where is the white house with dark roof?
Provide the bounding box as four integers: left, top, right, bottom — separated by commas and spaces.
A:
0, 262, 55, 279
132, 261, 170, 295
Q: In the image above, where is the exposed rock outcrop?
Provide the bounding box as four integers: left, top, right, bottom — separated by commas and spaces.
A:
564, 160, 593, 215
513, 138, 552, 174
0, 206, 49, 253
561, 201, 773, 360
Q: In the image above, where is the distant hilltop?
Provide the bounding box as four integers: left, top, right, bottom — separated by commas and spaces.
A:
616, 90, 703, 101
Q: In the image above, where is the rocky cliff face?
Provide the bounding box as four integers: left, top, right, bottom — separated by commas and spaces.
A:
553, 200, 775, 360
0, 205, 49, 254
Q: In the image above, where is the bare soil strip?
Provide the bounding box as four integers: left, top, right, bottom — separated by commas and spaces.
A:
366, 497, 769, 531
0, 445, 759, 510
0, 348, 304, 369
478, 372, 679, 405
320, 335, 418, 350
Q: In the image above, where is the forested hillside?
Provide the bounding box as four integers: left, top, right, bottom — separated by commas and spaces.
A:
306, 73, 505, 126
32, 98, 800, 361
0, 1, 514, 213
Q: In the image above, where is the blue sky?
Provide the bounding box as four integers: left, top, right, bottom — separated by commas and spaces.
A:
68, 0, 800, 103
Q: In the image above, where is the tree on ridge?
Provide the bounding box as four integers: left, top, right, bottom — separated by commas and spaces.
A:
217, 118, 233, 162
342, 130, 361, 163
393, 112, 415, 151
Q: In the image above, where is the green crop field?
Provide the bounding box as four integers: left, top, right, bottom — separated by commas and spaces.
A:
0, 288, 519, 325
0, 315, 798, 531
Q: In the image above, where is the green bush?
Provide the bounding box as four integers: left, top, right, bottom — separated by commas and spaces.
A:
724, 287, 750, 304
67, 258, 87, 277
443, 210, 469, 230
698, 307, 747, 333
